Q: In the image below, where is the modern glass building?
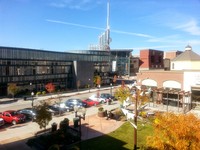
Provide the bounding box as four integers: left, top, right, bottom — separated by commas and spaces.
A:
0, 46, 132, 96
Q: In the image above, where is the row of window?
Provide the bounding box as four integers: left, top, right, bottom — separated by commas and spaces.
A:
0, 65, 72, 76
0, 60, 72, 66
0, 47, 110, 62
0, 74, 69, 83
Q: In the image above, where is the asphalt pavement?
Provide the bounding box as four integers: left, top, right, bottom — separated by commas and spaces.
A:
0, 87, 123, 150
1, 87, 200, 150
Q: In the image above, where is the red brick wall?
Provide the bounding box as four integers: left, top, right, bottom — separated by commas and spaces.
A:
140, 50, 149, 69
136, 71, 184, 89
140, 49, 164, 70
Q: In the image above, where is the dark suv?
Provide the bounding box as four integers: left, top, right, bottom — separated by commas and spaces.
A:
64, 98, 87, 110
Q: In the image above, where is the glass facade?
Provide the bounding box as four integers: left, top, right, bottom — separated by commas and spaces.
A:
110, 50, 132, 76
0, 46, 132, 96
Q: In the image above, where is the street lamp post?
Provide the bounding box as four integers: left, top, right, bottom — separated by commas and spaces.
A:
110, 83, 112, 96
133, 91, 138, 150
31, 92, 34, 108
97, 84, 101, 98
89, 78, 91, 92
74, 106, 86, 137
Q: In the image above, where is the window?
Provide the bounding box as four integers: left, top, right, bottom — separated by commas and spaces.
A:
172, 63, 175, 69
151, 56, 154, 63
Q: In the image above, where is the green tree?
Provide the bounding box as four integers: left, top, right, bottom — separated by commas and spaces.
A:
34, 101, 52, 130
132, 89, 149, 110
7, 83, 19, 100
114, 83, 149, 110
147, 112, 200, 150
114, 85, 131, 104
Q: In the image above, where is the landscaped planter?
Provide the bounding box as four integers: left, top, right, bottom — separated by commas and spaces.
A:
98, 111, 106, 117
98, 107, 107, 117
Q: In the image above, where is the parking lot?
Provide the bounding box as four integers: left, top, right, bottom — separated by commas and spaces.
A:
0, 87, 121, 149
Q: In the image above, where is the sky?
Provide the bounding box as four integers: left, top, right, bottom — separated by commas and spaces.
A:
0, 0, 200, 55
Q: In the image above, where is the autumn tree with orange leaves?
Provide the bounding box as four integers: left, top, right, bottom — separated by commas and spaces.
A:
45, 83, 55, 96
146, 112, 200, 150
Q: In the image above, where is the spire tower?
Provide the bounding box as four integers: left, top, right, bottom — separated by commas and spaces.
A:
106, 0, 111, 51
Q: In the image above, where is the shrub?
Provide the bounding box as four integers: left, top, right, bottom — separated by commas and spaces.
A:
139, 111, 147, 118
36, 91, 41, 96
98, 107, 104, 112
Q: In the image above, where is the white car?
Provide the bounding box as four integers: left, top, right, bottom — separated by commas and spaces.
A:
89, 94, 106, 103
0, 118, 4, 127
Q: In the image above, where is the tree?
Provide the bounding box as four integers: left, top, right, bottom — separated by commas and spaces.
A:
96, 76, 101, 86
113, 75, 117, 85
45, 83, 55, 97
7, 83, 19, 100
94, 75, 101, 87
132, 89, 149, 110
114, 85, 131, 104
146, 112, 200, 150
77, 80, 80, 92
114, 83, 148, 108
34, 101, 52, 130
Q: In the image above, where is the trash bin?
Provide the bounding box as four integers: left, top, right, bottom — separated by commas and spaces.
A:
73, 117, 79, 128
59, 118, 69, 131
24, 97, 27, 101
51, 122, 57, 132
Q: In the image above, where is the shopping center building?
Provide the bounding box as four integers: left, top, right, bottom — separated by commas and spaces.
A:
136, 45, 200, 111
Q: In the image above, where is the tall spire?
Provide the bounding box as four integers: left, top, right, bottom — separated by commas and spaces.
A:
89, 0, 111, 51
107, 0, 110, 31
106, 0, 111, 51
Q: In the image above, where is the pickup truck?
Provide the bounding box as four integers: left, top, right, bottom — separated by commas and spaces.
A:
0, 110, 26, 125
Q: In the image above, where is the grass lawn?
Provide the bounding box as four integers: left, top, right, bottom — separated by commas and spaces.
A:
69, 119, 153, 150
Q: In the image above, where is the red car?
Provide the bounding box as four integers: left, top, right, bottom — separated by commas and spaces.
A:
82, 99, 100, 107
0, 110, 26, 125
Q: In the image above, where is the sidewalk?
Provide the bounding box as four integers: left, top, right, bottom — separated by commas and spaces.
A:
0, 113, 124, 150
0, 87, 122, 150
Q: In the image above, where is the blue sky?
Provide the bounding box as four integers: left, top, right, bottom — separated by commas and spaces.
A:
0, 0, 200, 55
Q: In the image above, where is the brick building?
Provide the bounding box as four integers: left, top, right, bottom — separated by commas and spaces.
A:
139, 49, 164, 71
136, 45, 200, 111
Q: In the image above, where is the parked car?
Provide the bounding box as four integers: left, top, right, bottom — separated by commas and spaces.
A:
17, 108, 36, 121
100, 93, 115, 101
0, 118, 4, 127
82, 99, 100, 107
89, 94, 107, 103
0, 110, 26, 125
64, 98, 87, 109
47, 105, 65, 116
53, 102, 73, 112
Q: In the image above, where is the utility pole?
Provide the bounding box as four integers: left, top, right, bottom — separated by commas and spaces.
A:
133, 91, 138, 150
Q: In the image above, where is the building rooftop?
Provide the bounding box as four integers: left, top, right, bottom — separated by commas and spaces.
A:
172, 45, 200, 61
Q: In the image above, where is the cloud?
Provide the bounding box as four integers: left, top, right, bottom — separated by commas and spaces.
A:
188, 39, 200, 46
49, 0, 101, 10
132, 45, 180, 50
174, 19, 200, 36
111, 29, 154, 38
143, 9, 200, 36
147, 34, 184, 44
46, 19, 154, 38
46, 19, 105, 30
